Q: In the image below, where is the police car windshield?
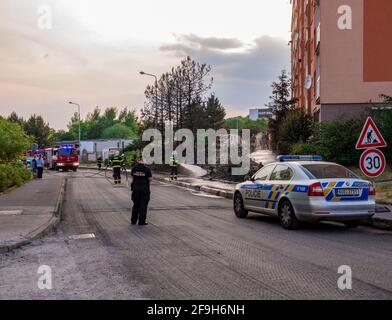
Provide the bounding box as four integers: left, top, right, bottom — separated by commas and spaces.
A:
301, 164, 358, 179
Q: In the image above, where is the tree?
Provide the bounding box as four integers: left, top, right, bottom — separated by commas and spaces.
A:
204, 95, 226, 130
266, 70, 297, 153
0, 118, 31, 163
7, 112, 25, 127
23, 115, 52, 148
52, 130, 76, 141
67, 112, 88, 140
118, 108, 139, 133
280, 109, 314, 154
102, 124, 136, 139
84, 107, 104, 139
225, 116, 267, 136
141, 56, 213, 132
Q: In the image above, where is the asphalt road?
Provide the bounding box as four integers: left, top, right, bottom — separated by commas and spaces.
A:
1, 169, 392, 299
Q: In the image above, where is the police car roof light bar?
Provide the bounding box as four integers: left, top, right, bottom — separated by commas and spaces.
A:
277, 155, 323, 162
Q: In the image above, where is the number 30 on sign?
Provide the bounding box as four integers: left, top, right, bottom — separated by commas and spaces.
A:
360, 149, 386, 178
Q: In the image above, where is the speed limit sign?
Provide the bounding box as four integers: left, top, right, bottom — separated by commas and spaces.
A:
360, 149, 386, 177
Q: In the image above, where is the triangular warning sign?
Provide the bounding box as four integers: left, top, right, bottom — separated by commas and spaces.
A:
356, 117, 387, 150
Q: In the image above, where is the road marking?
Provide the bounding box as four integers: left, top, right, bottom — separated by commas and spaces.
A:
68, 233, 96, 240
0, 210, 23, 215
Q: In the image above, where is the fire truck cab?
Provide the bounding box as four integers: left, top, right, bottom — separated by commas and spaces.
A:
55, 144, 79, 172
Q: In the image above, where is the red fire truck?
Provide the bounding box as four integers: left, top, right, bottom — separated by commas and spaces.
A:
45, 148, 58, 170
54, 143, 79, 172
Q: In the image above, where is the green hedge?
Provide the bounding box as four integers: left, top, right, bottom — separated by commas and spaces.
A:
0, 163, 32, 192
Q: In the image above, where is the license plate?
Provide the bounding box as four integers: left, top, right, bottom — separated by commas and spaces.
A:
335, 188, 361, 197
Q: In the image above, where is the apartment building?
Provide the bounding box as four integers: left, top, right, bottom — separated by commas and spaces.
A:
291, 0, 392, 121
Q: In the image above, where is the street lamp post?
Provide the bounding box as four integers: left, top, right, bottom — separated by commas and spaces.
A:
68, 101, 81, 158
140, 71, 158, 128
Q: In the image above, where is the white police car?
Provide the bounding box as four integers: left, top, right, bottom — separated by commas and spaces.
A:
233, 155, 376, 230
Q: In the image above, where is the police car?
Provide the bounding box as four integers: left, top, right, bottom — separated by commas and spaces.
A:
233, 155, 376, 230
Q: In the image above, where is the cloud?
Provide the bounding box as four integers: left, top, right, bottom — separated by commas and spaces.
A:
160, 34, 291, 116
161, 34, 244, 52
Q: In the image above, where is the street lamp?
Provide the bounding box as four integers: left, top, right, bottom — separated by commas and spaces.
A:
68, 101, 81, 157
140, 71, 158, 128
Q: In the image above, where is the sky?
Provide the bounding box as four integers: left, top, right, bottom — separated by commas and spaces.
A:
0, 0, 292, 130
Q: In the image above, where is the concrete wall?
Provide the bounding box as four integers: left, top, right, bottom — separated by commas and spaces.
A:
320, 103, 373, 121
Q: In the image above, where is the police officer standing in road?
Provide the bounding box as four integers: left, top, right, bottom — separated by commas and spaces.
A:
111, 152, 122, 184
130, 157, 152, 226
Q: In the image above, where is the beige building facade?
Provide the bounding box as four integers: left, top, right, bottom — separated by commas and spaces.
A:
291, 0, 392, 121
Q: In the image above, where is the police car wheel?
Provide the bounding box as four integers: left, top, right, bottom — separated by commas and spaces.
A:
279, 200, 300, 230
234, 193, 248, 218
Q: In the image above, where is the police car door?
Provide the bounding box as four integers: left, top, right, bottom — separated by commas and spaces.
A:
245, 165, 275, 211
263, 164, 295, 215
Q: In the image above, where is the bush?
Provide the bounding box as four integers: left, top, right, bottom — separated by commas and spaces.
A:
279, 109, 314, 154
291, 142, 317, 155
0, 118, 31, 163
311, 118, 364, 165
0, 163, 32, 192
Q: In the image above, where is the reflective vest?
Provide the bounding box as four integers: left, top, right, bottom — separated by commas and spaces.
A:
111, 157, 122, 169
170, 157, 178, 167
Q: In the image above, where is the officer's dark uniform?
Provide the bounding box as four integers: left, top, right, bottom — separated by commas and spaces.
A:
131, 162, 152, 225
111, 155, 122, 184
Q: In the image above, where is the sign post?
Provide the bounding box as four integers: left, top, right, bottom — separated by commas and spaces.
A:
356, 117, 387, 178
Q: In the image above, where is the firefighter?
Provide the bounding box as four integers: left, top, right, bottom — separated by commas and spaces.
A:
120, 153, 126, 171
130, 157, 152, 226
111, 152, 122, 184
169, 154, 178, 181
97, 155, 103, 170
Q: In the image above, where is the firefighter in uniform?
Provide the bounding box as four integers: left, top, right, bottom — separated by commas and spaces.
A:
111, 153, 122, 184
97, 155, 103, 170
169, 154, 178, 181
131, 157, 152, 225
120, 153, 126, 171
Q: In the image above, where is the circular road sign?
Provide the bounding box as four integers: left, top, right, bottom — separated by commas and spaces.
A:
360, 149, 386, 177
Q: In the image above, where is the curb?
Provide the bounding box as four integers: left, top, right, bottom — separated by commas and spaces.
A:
154, 175, 234, 200
361, 217, 392, 231
0, 177, 67, 254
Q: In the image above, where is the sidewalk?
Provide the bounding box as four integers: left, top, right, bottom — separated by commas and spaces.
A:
0, 174, 65, 253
